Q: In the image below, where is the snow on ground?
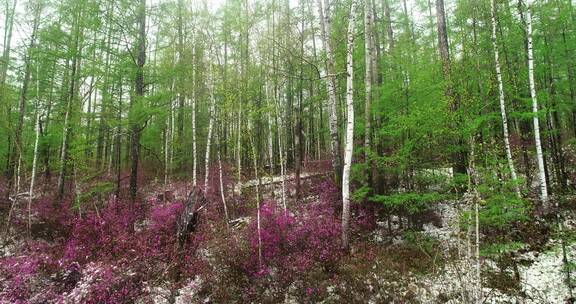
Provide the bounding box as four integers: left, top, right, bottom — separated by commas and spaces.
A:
416, 200, 575, 304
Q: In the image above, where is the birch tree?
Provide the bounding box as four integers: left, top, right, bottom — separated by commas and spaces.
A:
317, 0, 341, 182
525, 3, 549, 205
204, 60, 216, 192
57, 3, 84, 201
491, 0, 521, 198
28, 47, 43, 235
342, 0, 357, 250
191, 35, 197, 187
6, 0, 40, 198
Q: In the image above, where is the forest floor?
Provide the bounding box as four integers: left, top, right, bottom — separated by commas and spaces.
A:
1, 168, 575, 303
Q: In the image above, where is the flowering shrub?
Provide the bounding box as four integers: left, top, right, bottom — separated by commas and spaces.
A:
0, 192, 197, 303
0, 241, 58, 302
0, 177, 373, 303
244, 198, 342, 279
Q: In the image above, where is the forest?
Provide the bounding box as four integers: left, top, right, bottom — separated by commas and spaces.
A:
1, 0, 575, 302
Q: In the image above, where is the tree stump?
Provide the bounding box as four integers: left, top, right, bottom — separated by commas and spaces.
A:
176, 188, 206, 249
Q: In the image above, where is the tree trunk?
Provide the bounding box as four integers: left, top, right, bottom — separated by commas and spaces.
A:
491, 0, 521, 197
436, 0, 467, 176
216, 130, 229, 230
130, 0, 147, 204
364, 0, 374, 185
57, 7, 83, 202
191, 40, 197, 187
342, 0, 357, 250
0, 0, 17, 88
382, 0, 394, 52
526, 7, 549, 205
318, 0, 342, 183
204, 63, 216, 192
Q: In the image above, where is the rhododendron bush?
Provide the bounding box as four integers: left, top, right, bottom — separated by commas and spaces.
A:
1, 179, 366, 303
0, 192, 208, 303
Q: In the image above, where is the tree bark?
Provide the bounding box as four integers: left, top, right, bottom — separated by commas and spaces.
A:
318, 0, 342, 183
0, 0, 17, 89
6, 0, 41, 200
364, 0, 374, 184
57, 7, 83, 202
342, 0, 357, 250
130, 0, 146, 204
216, 130, 229, 230
491, 0, 521, 197
526, 6, 549, 205
436, 0, 467, 176
191, 39, 197, 187
203, 63, 216, 192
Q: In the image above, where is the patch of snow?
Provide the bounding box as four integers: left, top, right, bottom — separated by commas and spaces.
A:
175, 276, 204, 304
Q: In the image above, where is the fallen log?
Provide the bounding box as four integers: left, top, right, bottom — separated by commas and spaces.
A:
233, 171, 330, 194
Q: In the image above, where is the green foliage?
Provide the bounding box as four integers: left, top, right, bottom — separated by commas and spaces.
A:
351, 185, 370, 203
370, 192, 446, 215
402, 230, 439, 257
479, 194, 529, 229
480, 242, 525, 258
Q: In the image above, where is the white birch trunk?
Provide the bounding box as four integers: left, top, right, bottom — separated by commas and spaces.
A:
475, 192, 481, 303
318, 0, 341, 178
276, 93, 287, 212
342, 0, 357, 249
491, 0, 521, 198
164, 116, 170, 187
191, 43, 197, 187
204, 65, 216, 191
249, 118, 263, 268
170, 99, 175, 180
28, 64, 41, 234
526, 7, 549, 205
216, 130, 229, 230
468, 136, 482, 303
236, 103, 242, 187
266, 82, 274, 175
107, 127, 115, 175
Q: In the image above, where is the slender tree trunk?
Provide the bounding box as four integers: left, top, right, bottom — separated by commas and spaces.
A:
216, 130, 229, 230
0, 0, 17, 88
204, 63, 216, 192
294, 0, 306, 200
342, 0, 357, 250
28, 53, 43, 236
115, 78, 123, 197
164, 111, 170, 187
382, 0, 394, 52
318, 0, 342, 183
562, 28, 576, 136
130, 0, 147, 203
266, 83, 274, 175
468, 136, 482, 303
364, 0, 374, 185
96, 2, 113, 168
176, 0, 185, 141
275, 90, 288, 211
191, 40, 197, 187
526, 6, 549, 206
57, 8, 83, 202
436, 0, 467, 176
491, 0, 521, 197
6, 3, 40, 199
248, 117, 263, 268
